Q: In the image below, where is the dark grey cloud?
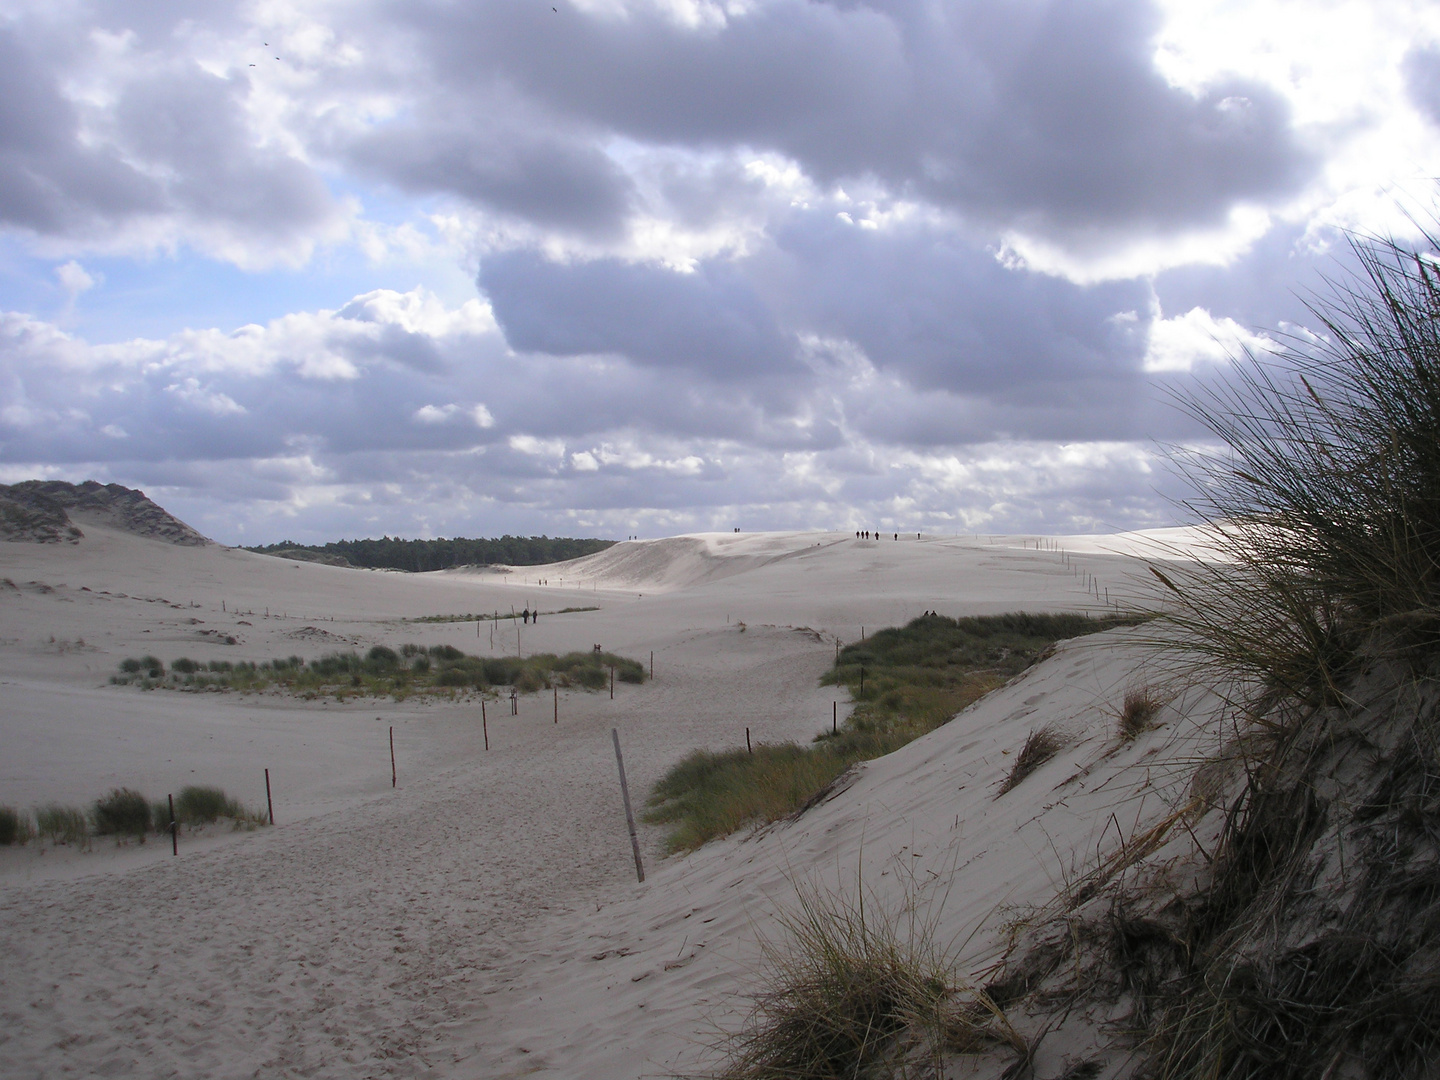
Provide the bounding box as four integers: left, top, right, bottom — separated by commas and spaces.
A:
479, 250, 798, 379
1404, 45, 1440, 129
394, 0, 1313, 241
346, 113, 635, 237
0, 29, 164, 233
111, 66, 335, 240
768, 212, 1149, 396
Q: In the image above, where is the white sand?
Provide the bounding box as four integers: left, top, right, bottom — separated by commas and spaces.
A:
0, 526, 1216, 1077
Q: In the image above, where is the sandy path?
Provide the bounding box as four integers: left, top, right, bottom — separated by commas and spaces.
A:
0, 626, 838, 1078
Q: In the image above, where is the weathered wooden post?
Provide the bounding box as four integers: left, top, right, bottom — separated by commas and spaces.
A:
482, 698, 489, 751
264, 768, 274, 825
746, 726, 752, 754
833, 701, 837, 734
554, 685, 558, 724
168, 793, 177, 856
611, 728, 645, 883
390, 725, 396, 788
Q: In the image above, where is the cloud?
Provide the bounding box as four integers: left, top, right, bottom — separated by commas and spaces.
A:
479, 249, 797, 379
1142, 305, 1273, 372
1405, 44, 1440, 129
55, 261, 95, 299
394, 0, 1314, 252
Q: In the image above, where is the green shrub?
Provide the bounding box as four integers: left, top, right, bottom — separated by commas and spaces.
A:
92, 787, 151, 837
35, 803, 89, 845
120, 657, 141, 673
174, 785, 242, 823
429, 644, 464, 660
0, 805, 22, 845
365, 645, 399, 672
171, 657, 199, 674
139, 655, 163, 677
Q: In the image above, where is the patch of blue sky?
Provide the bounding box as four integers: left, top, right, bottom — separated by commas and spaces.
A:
0, 181, 479, 343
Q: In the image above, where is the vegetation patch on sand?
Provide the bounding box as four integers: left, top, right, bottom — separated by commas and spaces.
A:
408, 606, 599, 623
111, 643, 646, 699
243, 534, 615, 571
1, 785, 267, 848
645, 612, 1140, 853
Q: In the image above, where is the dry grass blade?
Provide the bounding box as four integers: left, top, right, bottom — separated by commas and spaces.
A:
1117, 686, 1167, 742
998, 725, 1063, 797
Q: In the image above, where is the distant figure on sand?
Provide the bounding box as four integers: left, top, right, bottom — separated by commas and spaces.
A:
522, 608, 530, 624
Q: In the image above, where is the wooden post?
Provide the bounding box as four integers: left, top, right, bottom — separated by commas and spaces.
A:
390, 725, 396, 788
610, 665, 614, 699
482, 699, 489, 751
833, 701, 837, 734
554, 685, 558, 724
611, 728, 645, 883
168, 793, 177, 856
746, 726, 752, 754
264, 768, 274, 825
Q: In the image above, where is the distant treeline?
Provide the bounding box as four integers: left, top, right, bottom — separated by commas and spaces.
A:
244, 535, 616, 571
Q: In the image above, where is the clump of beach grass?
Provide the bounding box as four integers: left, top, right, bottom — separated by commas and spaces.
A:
711, 874, 1023, 1079
172, 784, 266, 827
1116, 685, 1166, 742
34, 803, 89, 846
0, 805, 28, 845
92, 787, 151, 839
643, 745, 855, 854
996, 725, 1064, 796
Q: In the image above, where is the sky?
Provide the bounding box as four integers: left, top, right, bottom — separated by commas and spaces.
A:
1, 0, 1439, 545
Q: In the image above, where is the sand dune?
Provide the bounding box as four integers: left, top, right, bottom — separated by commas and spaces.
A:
0, 524, 1209, 1077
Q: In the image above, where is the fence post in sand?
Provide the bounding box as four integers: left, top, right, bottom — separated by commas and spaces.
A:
168, 793, 177, 856
833, 701, 837, 735
265, 768, 274, 825
611, 728, 645, 883
610, 665, 615, 699
482, 699, 489, 751
746, 727, 752, 754
390, 725, 396, 788
554, 686, 558, 724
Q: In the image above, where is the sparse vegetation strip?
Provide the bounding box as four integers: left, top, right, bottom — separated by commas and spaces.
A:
0, 785, 266, 848
408, 606, 600, 623
112, 643, 646, 699
244, 534, 615, 571
645, 612, 1140, 853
